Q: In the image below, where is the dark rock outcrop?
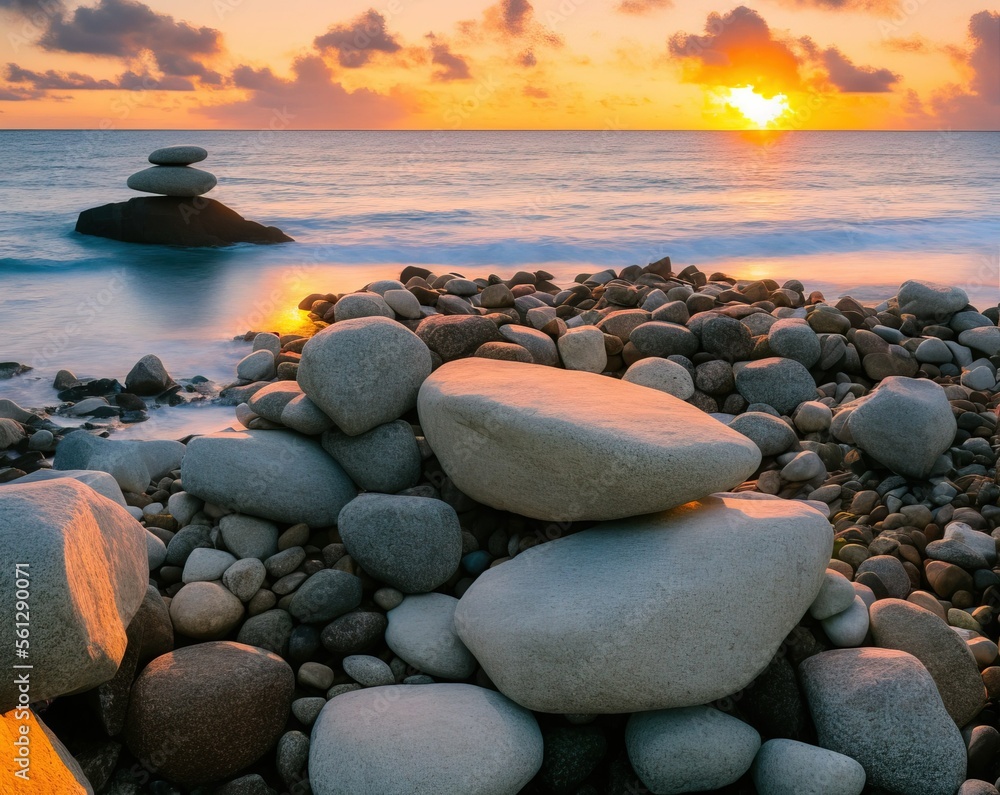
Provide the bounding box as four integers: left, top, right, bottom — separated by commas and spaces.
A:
75, 196, 293, 247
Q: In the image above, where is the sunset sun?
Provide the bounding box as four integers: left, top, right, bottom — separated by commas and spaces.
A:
723, 86, 791, 128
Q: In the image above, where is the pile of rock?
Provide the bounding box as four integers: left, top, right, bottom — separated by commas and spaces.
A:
0, 261, 998, 794
75, 145, 293, 246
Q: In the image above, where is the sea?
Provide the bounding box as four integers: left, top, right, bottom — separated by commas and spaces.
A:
1, 130, 997, 439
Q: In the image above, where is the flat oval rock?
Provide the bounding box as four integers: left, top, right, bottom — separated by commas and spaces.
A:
417, 358, 761, 522
148, 145, 208, 165
127, 165, 217, 197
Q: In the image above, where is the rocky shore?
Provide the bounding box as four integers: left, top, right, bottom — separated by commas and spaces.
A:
1, 259, 999, 794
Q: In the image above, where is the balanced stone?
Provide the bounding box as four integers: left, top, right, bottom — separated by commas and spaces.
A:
148, 145, 208, 165
0, 480, 148, 711
127, 165, 217, 197
386, 593, 477, 679
626, 706, 761, 795
454, 494, 831, 712
800, 648, 966, 795
418, 359, 761, 522
298, 316, 432, 436
846, 376, 956, 479
308, 684, 542, 795
182, 430, 356, 526
337, 494, 462, 593
126, 642, 293, 787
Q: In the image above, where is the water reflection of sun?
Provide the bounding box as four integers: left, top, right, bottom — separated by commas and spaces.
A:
721, 86, 790, 128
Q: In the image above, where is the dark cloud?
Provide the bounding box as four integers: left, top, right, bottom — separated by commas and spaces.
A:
209, 54, 405, 128
314, 9, 402, 68
519, 50, 537, 67
774, 0, 898, 13
486, 0, 532, 37
668, 6, 804, 94
882, 35, 930, 53
932, 11, 1000, 129
429, 41, 472, 81
822, 47, 899, 91
616, 0, 673, 15
0, 0, 65, 17
0, 85, 43, 100
5, 61, 194, 90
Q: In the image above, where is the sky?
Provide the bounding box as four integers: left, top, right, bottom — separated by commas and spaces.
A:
0, 0, 996, 129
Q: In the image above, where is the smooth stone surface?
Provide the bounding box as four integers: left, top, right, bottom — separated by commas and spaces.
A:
7, 468, 127, 507
751, 739, 866, 795
386, 593, 476, 679
126, 641, 293, 787
148, 145, 208, 165
125, 353, 175, 395
801, 648, 967, 795
182, 548, 237, 583
621, 358, 695, 400
127, 165, 217, 197
847, 377, 957, 479
333, 292, 395, 322
169, 581, 244, 640
856, 555, 911, 598
820, 595, 869, 648
557, 327, 607, 372
869, 598, 986, 726
898, 280, 969, 319
280, 394, 334, 435
728, 412, 797, 456
960, 327, 1000, 356
309, 684, 542, 795
498, 324, 559, 366
220, 513, 279, 561
236, 350, 275, 382
182, 430, 356, 526
0, 709, 94, 793
455, 494, 831, 713
338, 495, 462, 594
0, 480, 148, 712
768, 319, 821, 367
809, 569, 857, 620
321, 421, 421, 494
222, 557, 267, 602
288, 569, 363, 624
54, 431, 150, 493
418, 359, 761, 522
626, 706, 760, 795
735, 357, 817, 415
298, 316, 432, 436
383, 288, 422, 319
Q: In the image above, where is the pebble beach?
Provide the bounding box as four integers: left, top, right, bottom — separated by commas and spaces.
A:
1, 252, 999, 794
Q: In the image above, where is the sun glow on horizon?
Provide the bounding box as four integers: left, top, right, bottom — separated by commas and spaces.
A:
723, 86, 791, 128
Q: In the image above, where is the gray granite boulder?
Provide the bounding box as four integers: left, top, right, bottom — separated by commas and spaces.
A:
418, 359, 760, 522
735, 357, 817, 415
54, 431, 150, 493
751, 739, 866, 795
338, 495, 462, 593
321, 421, 421, 494
727, 412, 797, 456
800, 648, 966, 795
309, 684, 542, 795
0, 479, 148, 711
182, 430, 356, 526
6, 468, 127, 507
846, 377, 956, 479
455, 494, 831, 713
897, 280, 969, 321
298, 316, 432, 436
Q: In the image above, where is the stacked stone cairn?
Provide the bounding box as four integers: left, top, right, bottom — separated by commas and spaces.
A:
1, 259, 999, 794
126, 145, 217, 198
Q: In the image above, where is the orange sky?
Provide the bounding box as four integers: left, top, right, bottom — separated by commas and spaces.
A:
0, 0, 996, 129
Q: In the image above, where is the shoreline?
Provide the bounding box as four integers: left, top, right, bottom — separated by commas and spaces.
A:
0, 259, 999, 793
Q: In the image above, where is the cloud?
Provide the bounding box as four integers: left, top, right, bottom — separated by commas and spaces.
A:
5, 62, 194, 90
314, 9, 402, 68
774, 0, 898, 14
616, 0, 673, 15
931, 10, 999, 129
882, 34, 930, 53
478, 0, 562, 47
822, 47, 899, 91
519, 50, 537, 67
0, 0, 65, 17
668, 6, 804, 94
428, 40, 472, 81
0, 84, 43, 100
523, 85, 549, 98
205, 54, 406, 128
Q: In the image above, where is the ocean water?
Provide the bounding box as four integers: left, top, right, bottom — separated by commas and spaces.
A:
1, 130, 997, 439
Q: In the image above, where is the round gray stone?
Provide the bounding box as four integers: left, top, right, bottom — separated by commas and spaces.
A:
735, 357, 817, 415
321, 420, 421, 494
127, 165, 217, 197
386, 593, 476, 679
288, 569, 363, 624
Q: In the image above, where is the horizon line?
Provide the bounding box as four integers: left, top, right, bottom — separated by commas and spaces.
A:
1, 128, 997, 133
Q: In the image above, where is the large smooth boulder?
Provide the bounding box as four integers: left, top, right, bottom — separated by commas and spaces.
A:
0, 480, 148, 711
298, 316, 432, 436
455, 494, 832, 713
735, 358, 817, 415
309, 684, 542, 795
626, 706, 760, 795
846, 377, 956, 479
897, 280, 969, 321
127, 165, 217, 196
418, 359, 761, 522
125, 642, 293, 787
869, 598, 985, 726
54, 431, 150, 493
6, 469, 127, 507
76, 197, 293, 247
338, 495, 462, 593
800, 648, 966, 795
181, 430, 356, 526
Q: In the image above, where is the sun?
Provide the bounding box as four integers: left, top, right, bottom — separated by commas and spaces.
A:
723, 86, 790, 128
